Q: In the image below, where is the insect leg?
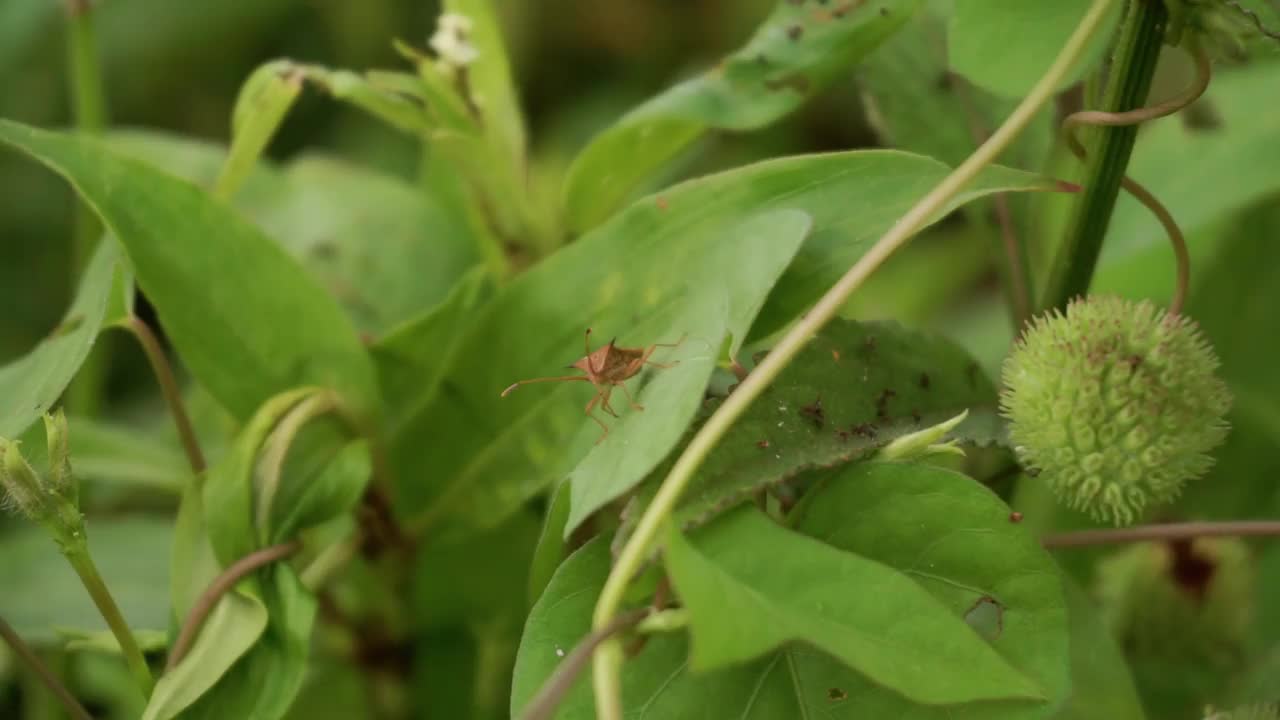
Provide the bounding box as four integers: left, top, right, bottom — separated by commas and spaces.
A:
598, 386, 620, 418
618, 381, 645, 412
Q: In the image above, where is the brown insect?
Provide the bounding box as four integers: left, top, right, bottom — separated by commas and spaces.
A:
501, 329, 684, 443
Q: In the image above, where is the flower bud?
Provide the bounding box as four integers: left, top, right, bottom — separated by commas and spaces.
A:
1, 440, 51, 521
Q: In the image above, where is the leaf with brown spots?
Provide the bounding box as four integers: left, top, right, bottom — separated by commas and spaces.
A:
627, 319, 1001, 534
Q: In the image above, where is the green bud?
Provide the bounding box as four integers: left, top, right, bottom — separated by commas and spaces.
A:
44, 408, 74, 499
1001, 296, 1231, 525
877, 410, 969, 462
1, 439, 51, 521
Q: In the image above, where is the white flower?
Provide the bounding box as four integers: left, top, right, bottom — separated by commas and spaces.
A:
430, 12, 479, 68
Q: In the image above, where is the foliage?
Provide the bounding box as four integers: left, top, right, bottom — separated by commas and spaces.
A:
1, 1, 1279, 719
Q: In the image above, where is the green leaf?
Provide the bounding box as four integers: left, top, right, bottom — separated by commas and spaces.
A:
203, 388, 363, 567
444, 0, 526, 166
1171, 201, 1280, 519
413, 507, 542, 630
372, 267, 493, 433
563, 210, 812, 533
627, 319, 1000, 535
949, 0, 1120, 97
789, 461, 1069, 716
563, 0, 922, 232
667, 505, 1043, 705
0, 240, 119, 439
527, 480, 572, 607
108, 129, 482, 336
1093, 61, 1280, 303
0, 119, 381, 422
400, 209, 811, 541
1051, 577, 1146, 719
398, 150, 1057, 541
301, 65, 434, 134
859, 1, 1053, 174
216, 59, 303, 200
142, 588, 269, 720
63, 415, 189, 493
178, 567, 317, 720
0, 516, 172, 642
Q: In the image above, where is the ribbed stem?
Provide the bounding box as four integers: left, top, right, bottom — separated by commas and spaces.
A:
1042, 0, 1167, 310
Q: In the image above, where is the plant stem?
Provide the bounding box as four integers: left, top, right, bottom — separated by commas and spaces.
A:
588, 1, 1120, 717
1041, 0, 1166, 311
65, 544, 155, 695
1043, 520, 1280, 548
166, 540, 301, 671
64, 0, 110, 417
519, 609, 648, 720
123, 316, 206, 474
0, 614, 94, 720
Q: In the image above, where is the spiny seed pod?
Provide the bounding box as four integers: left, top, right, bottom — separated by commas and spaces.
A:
1001, 296, 1231, 525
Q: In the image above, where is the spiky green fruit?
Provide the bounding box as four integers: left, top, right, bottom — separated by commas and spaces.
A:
1001, 296, 1231, 525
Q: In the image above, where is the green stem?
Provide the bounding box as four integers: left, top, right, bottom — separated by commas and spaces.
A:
65, 545, 154, 696
1041, 0, 1167, 311
64, 0, 110, 417
0, 614, 94, 720
588, 0, 1120, 717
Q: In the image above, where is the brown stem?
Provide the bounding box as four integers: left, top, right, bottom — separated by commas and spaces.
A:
1061, 42, 1212, 315
1042, 520, 1280, 548
123, 316, 206, 473
0, 614, 94, 720
519, 608, 648, 720
165, 540, 302, 671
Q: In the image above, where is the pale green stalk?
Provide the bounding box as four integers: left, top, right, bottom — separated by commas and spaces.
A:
589, 1, 1121, 717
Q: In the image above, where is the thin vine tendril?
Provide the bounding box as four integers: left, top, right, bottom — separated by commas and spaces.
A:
1061, 40, 1212, 315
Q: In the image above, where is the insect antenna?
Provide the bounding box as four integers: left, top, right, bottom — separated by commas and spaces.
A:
500, 375, 591, 397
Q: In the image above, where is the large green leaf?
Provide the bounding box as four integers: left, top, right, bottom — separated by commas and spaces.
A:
619, 319, 1000, 536
0, 516, 172, 642
397, 151, 1058, 541
64, 415, 189, 493
107, 130, 481, 337
0, 120, 380, 421
0, 240, 119, 438
561, 210, 811, 533
563, 0, 922, 231
399, 209, 811, 540
1093, 62, 1280, 303
178, 567, 316, 720
948, 0, 1119, 97
1051, 578, 1146, 719
788, 462, 1069, 717
667, 505, 1043, 704
372, 267, 493, 434
1171, 201, 1280, 519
